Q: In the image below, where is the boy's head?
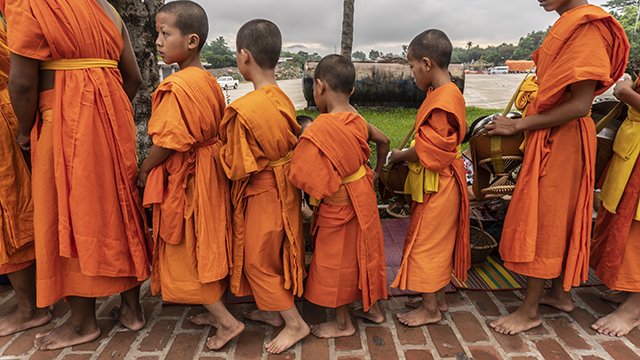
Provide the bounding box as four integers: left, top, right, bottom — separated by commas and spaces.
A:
538, 0, 587, 14
296, 115, 314, 136
407, 29, 452, 91
236, 19, 282, 77
155, 1, 208, 65
313, 54, 356, 113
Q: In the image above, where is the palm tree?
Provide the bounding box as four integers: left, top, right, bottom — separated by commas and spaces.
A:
466, 41, 473, 50
341, 0, 355, 58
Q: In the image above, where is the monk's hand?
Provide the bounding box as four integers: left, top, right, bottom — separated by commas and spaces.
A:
613, 78, 634, 101
16, 132, 30, 152
137, 170, 149, 188
387, 150, 403, 165
485, 115, 523, 136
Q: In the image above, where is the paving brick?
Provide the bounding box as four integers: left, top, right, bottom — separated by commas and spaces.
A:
546, 317, 591, 350
165, 332, 203, 360
534, 338, 572, 360
301, 332, 330, 360
574, 288, 615, 316
96, 331, 139, 360
469, 345, 502, 360
581, 356, 605, 360
365, 325, 399, 360
625, 328, 640, 348
267, 353, 296, 360
233, 327, 266, 360
336, 356, 365, 360
136, 357, 160, 360
391, 312, 426, 345
488, 322, 529, 353
600, 340, 640, 360
426, 323, 466, 358
523, 323, 548, 336
30, 349, 63, 360
451, 311, 489, 343
404, 349, 435, 360
61, 354, 93, 360
493, 291, 521, 303
569, 308, 598, 335
334, 325, 362, 351
137, 319, 178, 352
446, 292, 467, 308
159, 304, 186, 317
2, 322, 55, 356
511, 357, 538, 360
387, 296, 411, 311
466, 291, 501, 316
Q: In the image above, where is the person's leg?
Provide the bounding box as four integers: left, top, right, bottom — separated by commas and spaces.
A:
35, 296, 100, 350
0, 263, 51, 336
111, 285, 146, 331
264, 305, 310, 354
397, 292, 442, 327
311, 305, 356, 338
204, 300, 245, 350
352, 301, 385, 324
490, 277, 545, 335
540, 277, 575, 312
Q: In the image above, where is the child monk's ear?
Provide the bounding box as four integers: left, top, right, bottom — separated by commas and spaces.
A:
315, 79, 326, 94
422, 57, 432, 72
350, 87, 355, 96
188, 34, 200, 50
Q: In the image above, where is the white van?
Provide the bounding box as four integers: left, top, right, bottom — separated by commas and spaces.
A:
489, 66, 509, 75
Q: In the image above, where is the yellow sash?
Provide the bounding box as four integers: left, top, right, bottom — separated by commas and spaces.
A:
404, 140, 463, 203
40, 58, 118, 70
267, 151, 293, 167
600, 105, 640, 220
309, 165, 366, 206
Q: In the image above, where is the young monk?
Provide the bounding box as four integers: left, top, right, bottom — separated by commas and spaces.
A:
0, 5, 51, 337
387, 29, 470, 327
590, 76, 640, 337
485, 0, 629, 335
137, 1, 243, 350
289, 54, 388, 338
219, 19, 309, 354
7, 0, 151, 349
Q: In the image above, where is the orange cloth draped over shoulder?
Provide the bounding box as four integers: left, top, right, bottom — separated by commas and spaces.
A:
7, 0, 151, 307
591, 83, 640, 292
289, 112, 387, 311
498, 4, 629, 291
143, 68, 230, 304
391, 82, 470, 293
0, 13, 35, 275
219, 84, 304, 311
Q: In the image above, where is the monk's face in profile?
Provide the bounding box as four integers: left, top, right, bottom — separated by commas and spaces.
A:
155, 12, 198, 65
408, 52, 432, 92
538, 0, 588, 13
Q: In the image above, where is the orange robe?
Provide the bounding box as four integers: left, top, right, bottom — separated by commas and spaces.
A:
0, 13, 34, 275
498, 5, 629, 291
591, 84, 640, 292
7, 0, 151, 307
391, 82, 470, 293
143, 68, 230, 304
219, 84, 304, 311
289, 112, 387, 311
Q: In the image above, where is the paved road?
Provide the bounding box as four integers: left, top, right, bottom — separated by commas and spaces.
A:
224, 79, 307, 110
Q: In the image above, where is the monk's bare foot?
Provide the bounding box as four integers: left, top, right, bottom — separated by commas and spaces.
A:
351, 307, 384, 324
206, 320, 244, 350
111, 306, 145, 332
437, 290, 449, 312
35, 321, 101, 350
310, 321, 356, 338
405, 296, 448, 312
540, 291, 575, 313
592, 310, 640, 337
0, 308, 51, 337
490, 309, 542, 335
190, 312, 218, 328
397, 306, 442, 327
600, 290, 629, 305
265, 320, 310, 354
243, 310, 284, 327
404, 298, 421, 309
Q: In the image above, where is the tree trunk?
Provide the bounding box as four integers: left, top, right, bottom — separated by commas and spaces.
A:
107, 0, 164, 159
340, 0, 355, 59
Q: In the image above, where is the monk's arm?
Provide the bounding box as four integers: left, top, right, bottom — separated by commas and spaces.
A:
486, 80, 597, 135
8, 53, 39, 150
613, 79, 640, 111
367, 123, 390, 174
388, 147, 419, 164
119, 24, 142, 102
138, 144, 173, 187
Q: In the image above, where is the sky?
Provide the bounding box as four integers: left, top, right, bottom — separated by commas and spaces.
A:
188, 0, 609, 55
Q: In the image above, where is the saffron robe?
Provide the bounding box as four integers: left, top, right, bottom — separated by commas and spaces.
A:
219, 84, 304, 311
498, 4, 629, 290
289, 112, 387, 311
391, 82, 471, 293
143, 67, 230, 304
7, 0, 151, 307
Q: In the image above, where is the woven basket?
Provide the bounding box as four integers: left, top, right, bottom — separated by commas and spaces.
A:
470, 226, 498, 265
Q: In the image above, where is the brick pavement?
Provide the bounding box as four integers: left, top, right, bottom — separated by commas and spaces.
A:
1, 282, 639, 360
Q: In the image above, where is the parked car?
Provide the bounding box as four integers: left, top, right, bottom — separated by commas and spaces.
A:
488, 66, 509, 75
217, 76, 239, 90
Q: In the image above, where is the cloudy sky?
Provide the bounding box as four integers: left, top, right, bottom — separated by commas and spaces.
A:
188, 0, 609, 55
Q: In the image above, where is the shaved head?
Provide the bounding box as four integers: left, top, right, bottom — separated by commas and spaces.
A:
157, 1, 208, 50
314, 54, 356, 94
408, 29, 452, 69
236, 19, 282, 69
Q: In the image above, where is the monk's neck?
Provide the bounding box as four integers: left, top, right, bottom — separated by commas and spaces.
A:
326, 93, 356, 114
429, 71, 452, 91
178, 54, 204, 71
249, 69, 278, 90
557, 0, 588, 15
